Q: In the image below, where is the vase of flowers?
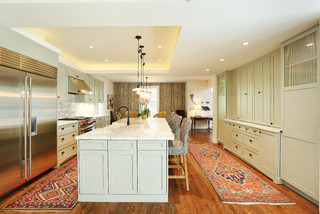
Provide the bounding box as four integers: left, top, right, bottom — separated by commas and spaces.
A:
138, 97, 150, 119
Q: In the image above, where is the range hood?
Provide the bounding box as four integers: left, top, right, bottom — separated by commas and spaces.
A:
68, 76, 92, 95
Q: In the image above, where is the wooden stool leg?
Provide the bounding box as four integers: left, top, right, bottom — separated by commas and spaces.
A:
184, 154, 189, 191
181, 155, 184, 164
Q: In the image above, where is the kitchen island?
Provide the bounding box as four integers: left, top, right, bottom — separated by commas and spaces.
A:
76, 118, 174, 202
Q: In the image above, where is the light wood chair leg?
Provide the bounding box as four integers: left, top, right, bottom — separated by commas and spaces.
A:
181, 155, 184, 164
184, 154, 189, 191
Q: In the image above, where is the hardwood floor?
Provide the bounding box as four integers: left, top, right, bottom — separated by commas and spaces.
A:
0, 130, 318, 214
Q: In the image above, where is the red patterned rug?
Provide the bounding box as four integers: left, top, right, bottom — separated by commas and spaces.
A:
1, 158, 78, 211
188, 143, 294, 205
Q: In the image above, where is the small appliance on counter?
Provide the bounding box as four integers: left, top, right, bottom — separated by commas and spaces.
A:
58, 117, 96, 134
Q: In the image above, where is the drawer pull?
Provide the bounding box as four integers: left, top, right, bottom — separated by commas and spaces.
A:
72, 125, 75, 127
235, 134, 238, 137
238, 126, 240, 128
61, 128, 64, 130
249, 139, 252, 143
72, 134, 75, 137
245, 128, 248, 130
254, 130, 256, 133
72, 146, 75, 150
249, 153, 252, 157
258, 91, 261, 94
61, 151, 65, 155
61, 138, 65, 141
259, 131, 261, 134
235, 145, 238, 149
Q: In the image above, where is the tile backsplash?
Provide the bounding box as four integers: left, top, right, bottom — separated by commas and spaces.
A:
58, 94, 110, 119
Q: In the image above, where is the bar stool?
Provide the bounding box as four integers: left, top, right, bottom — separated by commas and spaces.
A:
168, 118, 192, 191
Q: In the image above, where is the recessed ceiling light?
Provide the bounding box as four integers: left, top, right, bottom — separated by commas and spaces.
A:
157, 59, 162, 62
89, 45, 94, 49
157, 45, 162, 48
241, 41, 250, 46
306, 43, 314, 47
206, 68, 210, 72
104, 59, 109, 62
220, 59, 225, 62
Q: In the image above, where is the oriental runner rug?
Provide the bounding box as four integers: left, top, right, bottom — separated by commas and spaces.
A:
1, 158, 78, 212
188, 143, 294, 205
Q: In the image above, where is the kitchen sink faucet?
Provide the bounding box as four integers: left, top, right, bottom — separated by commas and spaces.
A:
116, 106, 130, 126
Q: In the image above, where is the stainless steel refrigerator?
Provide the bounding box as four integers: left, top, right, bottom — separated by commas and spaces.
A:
0, 48, 57, 197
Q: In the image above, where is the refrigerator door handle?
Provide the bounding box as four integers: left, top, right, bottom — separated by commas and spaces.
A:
24, 76, 28, 180
28, 77, 32, 177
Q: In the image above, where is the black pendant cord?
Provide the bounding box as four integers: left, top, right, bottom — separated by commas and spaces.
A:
135, 35, 142, 88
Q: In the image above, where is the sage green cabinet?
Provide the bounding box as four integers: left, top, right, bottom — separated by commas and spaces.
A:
231, 49, 281, 128
68, 67, 84, 80
57, 64, 68, 100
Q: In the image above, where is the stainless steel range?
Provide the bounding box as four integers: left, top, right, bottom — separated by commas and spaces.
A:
59, 117, 96, 134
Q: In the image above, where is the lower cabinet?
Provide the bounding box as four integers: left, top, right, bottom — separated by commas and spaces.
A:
138, 151, 167, 194
223, 119, 281, 183
109, 150, 137, 194
78, 139, 168, 202
79, 150, 108, 194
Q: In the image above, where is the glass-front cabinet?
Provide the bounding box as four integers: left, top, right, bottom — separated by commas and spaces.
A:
284, 30, 317, 87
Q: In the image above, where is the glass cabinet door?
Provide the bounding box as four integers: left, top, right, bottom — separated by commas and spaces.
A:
284, 31, 317, 87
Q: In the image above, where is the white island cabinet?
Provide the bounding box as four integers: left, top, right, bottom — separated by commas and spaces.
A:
76, 118, 174, 202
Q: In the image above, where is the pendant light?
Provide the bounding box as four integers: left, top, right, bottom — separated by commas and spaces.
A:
132, 35, 144, 94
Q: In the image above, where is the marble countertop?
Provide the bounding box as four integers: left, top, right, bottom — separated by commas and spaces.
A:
224, 119, 282, 133
57, 120, 79, 127
75, 114, 109, 118
76, 118, 174, 140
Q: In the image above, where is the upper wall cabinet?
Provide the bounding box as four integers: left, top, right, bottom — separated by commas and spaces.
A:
58, 64, 69, 100
231, 49, 281, 128
58, 63, 105, 103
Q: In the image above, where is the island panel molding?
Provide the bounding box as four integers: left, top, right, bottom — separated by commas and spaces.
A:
76, 118, 174, 202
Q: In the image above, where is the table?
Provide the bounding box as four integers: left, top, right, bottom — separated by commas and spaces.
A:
190, 116, 213, 130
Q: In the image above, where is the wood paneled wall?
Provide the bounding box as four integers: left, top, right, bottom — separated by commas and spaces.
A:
114, 82, 185, 119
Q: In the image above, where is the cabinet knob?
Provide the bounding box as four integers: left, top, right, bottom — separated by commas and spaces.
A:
238, 126, 241, 128
72, 134, 75, 137
61, 128, 64, 130
72, 146, 75, 150
249, 139, 252, 143
237, 117, 239, 119
259, 131, 261, 134
235, 145, 238, 149
58, 96, 60, 98
72, 125, 75, 127
249, 153, 252, 157
254, 130, 256, 133
270, 122, 273, 125
236, 134, 238, 137
61, 151, 65, 155
258, 91, 261, 94
245, 128, 248, 130
61, 138, 65, 141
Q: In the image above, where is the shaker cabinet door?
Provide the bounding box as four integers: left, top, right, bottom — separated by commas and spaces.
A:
108, 150, 137, 194
79, 151, 108, 194
138, 151, 167, 194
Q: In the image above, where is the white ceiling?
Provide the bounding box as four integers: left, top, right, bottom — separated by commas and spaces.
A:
0, 0, 319, 82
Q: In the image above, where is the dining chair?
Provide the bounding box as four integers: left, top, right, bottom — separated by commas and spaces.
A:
171, 114, 182, 140
154, 111, 166, 118
168, 118, 192, 191
168, 112, 175, 127
125, 111, 138, 118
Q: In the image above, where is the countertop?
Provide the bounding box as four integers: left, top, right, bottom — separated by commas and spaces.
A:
224, 119, 282, 133
76, 118, 174, 140
57, 120, 79, 127
75, 114, 109, 118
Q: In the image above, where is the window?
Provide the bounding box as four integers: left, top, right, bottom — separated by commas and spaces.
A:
140, 86, 159, 118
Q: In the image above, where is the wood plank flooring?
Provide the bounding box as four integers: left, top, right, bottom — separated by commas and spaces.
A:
0, 130, 318, 214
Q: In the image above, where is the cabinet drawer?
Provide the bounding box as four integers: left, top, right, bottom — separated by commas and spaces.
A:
243, 146, 260, 167
231, 141, 243, 156
247, 128, 261, 136
58, 131, 77, 148
58, 143, 77, 160
78, 140, 107, 150
231, 129, 243, 143
138, 140, 167, 151
243, 134, 260, 151
108, 140, 136, 151
58, 123, 78, 135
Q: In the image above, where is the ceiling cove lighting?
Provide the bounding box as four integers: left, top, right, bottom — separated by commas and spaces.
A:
132, 35, 146, 95
89, 45, 94, 49
306, 43, 314, 47
241, 41, 250, 46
